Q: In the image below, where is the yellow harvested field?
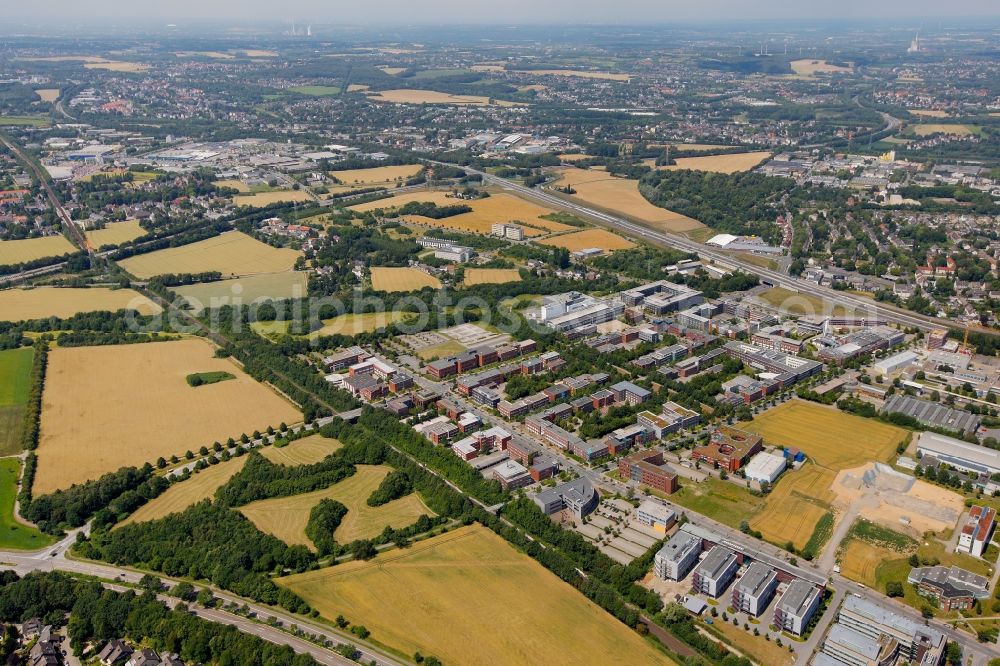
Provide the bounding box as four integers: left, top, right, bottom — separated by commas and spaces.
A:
330, 164, 423, 186
233, 189, 313, 207
83, 61, 150, 72
35, 89, 59, 102
17, 56, 110, 63
260, 434, 343, 466
558, 153, 590, 162
910, 109, 950, 118
645, 151, 771, 174
214, 179, 250, 192
346, 84, 369, 92
0, 287, 160, 323
175, 51, 235, 59
352, 190, 569, 237
243, 50, 278, 57
750, 464, 835, 550
84, 220, 145, 247
309, 311, 414, 337
471, 64, 506, 72
790, 59, 853, 75
741, 400, 906, 471
463, 268, 522, 285
912, 124, 977, 136
552, 168, 705, 232
240, 465, 433, 547
118, 231, 300, 279
118, 457, 248, 527
35, 339, 301, 494
278, 525, 673, 666
839, 540, 895, 587
513, 69, 630, 81
370, 267, 441, 292
537, 228, 635, 252
377, 67, 407, 75
0, 236, 76, 265
366, 89, 518, 106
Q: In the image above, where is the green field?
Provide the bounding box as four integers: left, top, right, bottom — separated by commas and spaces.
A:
0, 348, 33, 456
289, 85, 342, 96
670, 476, 766, 529
0, 115, 50, 127
0, 458, 54, 550
172, 272, 309, 314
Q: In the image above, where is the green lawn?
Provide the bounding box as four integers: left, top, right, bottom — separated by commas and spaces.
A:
0, 458, 54, 550
670, 477, 766, 530
0, 348, 33, 456
289, 85, 342, 96
0, 115, 50, 127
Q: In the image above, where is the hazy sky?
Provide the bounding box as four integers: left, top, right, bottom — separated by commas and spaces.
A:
8, 0, 1000, 24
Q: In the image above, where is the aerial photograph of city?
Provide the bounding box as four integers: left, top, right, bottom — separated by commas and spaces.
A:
0, 0, 997, 663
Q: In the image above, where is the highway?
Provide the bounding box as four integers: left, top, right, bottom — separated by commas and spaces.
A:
428, 160, 967, 334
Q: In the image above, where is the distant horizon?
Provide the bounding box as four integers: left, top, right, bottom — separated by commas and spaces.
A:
5, 0, 1000, 27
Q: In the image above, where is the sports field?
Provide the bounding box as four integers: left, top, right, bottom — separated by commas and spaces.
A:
552, 168, 704, 233
0, 348, 33, 456
118, 457, 248, 527
750, 464, 836, 550
309, 311, 415, 337
646, 151, 771, 174
789, 59, 853, 75
463, 268, 522, 285
0, 236, 76, 265
370, 267, 441, 292
233, 189, 313, 207
352, 190, 569, 237
35, 89, 59, 102
84, 220, 145, 247
261, 434, 342, 466
239, 464, 433, 547
171, 272, 309, 313
0, 287, 161, 322
0, 458, 53, 550
34, 339, 301, 494
537, 228, 635, 252
741, 400, 906, 471
118, 231, 300, 279
278, 525, 672, 666
911, 124, 980, 136
365, 89, 518, 106
513, 69, 630, 81
330, 164, 423, 186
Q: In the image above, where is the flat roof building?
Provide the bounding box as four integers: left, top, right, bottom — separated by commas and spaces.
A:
532, 478, 598, 519
731, 562, 778, 617
743, 451, 787, 485
773, 579, 822, 636
653, 530, 702, 581
692, 546, 739, 598
916, 431, 1000, 477
635, 499, 676, 534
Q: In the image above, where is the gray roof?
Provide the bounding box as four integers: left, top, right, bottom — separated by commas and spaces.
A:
917, 431, 1000, 473
840, 595, 944, 645
611, 380, 651, 399
825, 624, 881, 660
884, 394, 980, 435
656, 530, 702, 564
735, 561, 776, 596
695, 545, 737, 580
535, 478, 595, 508
777, 579, 821, 615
